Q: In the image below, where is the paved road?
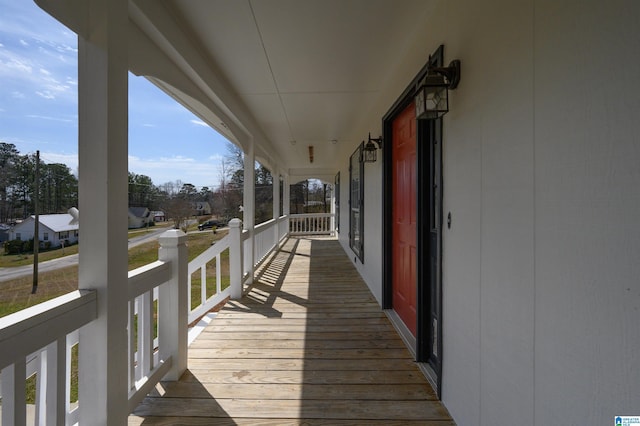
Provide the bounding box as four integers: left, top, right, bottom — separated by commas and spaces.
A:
0, 228, 168, 283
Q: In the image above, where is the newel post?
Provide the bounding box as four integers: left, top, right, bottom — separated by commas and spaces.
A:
158, 229, 188, 381
228, 218, 243, 299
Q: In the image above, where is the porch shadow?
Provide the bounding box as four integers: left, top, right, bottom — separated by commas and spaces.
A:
129, 369, 235, 425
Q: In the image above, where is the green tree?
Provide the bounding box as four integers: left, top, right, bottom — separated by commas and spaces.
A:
255, 164, 273, 224
40, 163, 78, 213
128, 172, 158, 208
0, 142, 20, 222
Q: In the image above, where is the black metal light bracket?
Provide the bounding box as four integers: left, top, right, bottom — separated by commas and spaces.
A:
428, 59, 461, 89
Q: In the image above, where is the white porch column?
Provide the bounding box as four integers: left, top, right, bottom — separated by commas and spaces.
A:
228, 218, 243, 299
158, 230, 188, 381
243, 143, 255, 282
77, 0, 129, 423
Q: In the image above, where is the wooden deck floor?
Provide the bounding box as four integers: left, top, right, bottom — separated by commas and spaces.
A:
130, 237, 454, 425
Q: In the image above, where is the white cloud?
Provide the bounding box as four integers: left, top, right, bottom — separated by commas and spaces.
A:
26, 114, 73, 123
39, 68, 51, 76
142, 124, 156, 128
11, 91, 25, 99
19, 39, 29, 47
190, 119, 209, 127
0, 55, 33, 75
36, 90, 55, 99
40, 151, 78, 174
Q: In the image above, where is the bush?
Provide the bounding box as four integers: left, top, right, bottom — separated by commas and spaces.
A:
22, 239, 34, 253
4, 239, 23, 255
2, 239, 43, 254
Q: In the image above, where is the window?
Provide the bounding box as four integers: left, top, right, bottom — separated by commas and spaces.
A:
60, 231, 69, 239
349, 144, 364, 261
43, 232, 49, 241
16, 233, 21, 241
334, 172, 340, 233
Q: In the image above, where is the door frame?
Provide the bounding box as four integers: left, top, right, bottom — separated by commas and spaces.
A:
382, 45, 444, 396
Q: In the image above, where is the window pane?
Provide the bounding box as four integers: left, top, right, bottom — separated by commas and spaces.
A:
349, 144, 364, 261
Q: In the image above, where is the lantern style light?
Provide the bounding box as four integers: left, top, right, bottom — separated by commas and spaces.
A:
363, 133, 383, 163
415, 59, 461, 120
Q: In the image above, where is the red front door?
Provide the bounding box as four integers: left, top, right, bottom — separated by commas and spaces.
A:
392, 102, 417, 336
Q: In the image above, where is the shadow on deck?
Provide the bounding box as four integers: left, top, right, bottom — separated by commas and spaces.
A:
130, 237, 455, 425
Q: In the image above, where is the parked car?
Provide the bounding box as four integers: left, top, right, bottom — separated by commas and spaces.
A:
198, 220, 223, 231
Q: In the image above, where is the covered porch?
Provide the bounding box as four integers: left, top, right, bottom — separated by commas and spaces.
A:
130, 237, 453, 425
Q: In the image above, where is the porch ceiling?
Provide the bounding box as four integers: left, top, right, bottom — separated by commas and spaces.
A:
38, 0, 437, 179
147, 0, 437, 177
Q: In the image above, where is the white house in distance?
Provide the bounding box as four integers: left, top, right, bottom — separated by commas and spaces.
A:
192, 201, 211, 216
5, 1, 638, 425
128, 207, 151, 229
9, 213, 79, 247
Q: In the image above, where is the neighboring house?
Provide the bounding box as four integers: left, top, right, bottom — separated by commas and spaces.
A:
128, 207, 151, 229
8, 213, 79, 247
150, 210, 165, 222
192, 202, 211, 216
0, 224, 9, 243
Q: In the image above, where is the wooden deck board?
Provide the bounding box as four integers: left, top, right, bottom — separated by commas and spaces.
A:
130, 237, 454, 424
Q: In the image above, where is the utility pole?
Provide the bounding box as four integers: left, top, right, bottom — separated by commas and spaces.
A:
32, 150, 39, 294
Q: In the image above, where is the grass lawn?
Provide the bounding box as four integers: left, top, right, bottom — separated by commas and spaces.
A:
0, 244, 80, 268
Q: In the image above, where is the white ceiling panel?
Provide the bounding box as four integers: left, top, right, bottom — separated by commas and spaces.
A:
152, 0, 436, 172
281, 91, 380, 143
171, 0, 277, 95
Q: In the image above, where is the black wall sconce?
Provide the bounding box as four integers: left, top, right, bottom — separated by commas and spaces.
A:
363, 133, 383, 163
415, 58, 461, 120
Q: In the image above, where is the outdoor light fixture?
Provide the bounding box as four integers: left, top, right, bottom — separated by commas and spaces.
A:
308, 145, 314, 163
415, 58, 461, 120
363, 133, 383, 163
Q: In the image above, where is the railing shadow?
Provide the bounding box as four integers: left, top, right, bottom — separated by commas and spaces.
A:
222, 237, 303, 318
131, 369, 235, 425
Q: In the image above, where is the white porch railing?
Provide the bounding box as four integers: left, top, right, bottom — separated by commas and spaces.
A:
0, 216, 289, 424
0, 290, 96, 425
289, 213, 335, 236
253, 217, 289, 266
126, 236, 180, 412
187, 219, 243, 324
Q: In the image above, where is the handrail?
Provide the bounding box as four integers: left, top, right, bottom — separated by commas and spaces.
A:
128, 260, 171, 299
0, 290, 97, 371
0, 290, 97, 425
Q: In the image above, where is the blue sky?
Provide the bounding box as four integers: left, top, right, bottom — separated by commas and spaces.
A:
0, 0, 230, 189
